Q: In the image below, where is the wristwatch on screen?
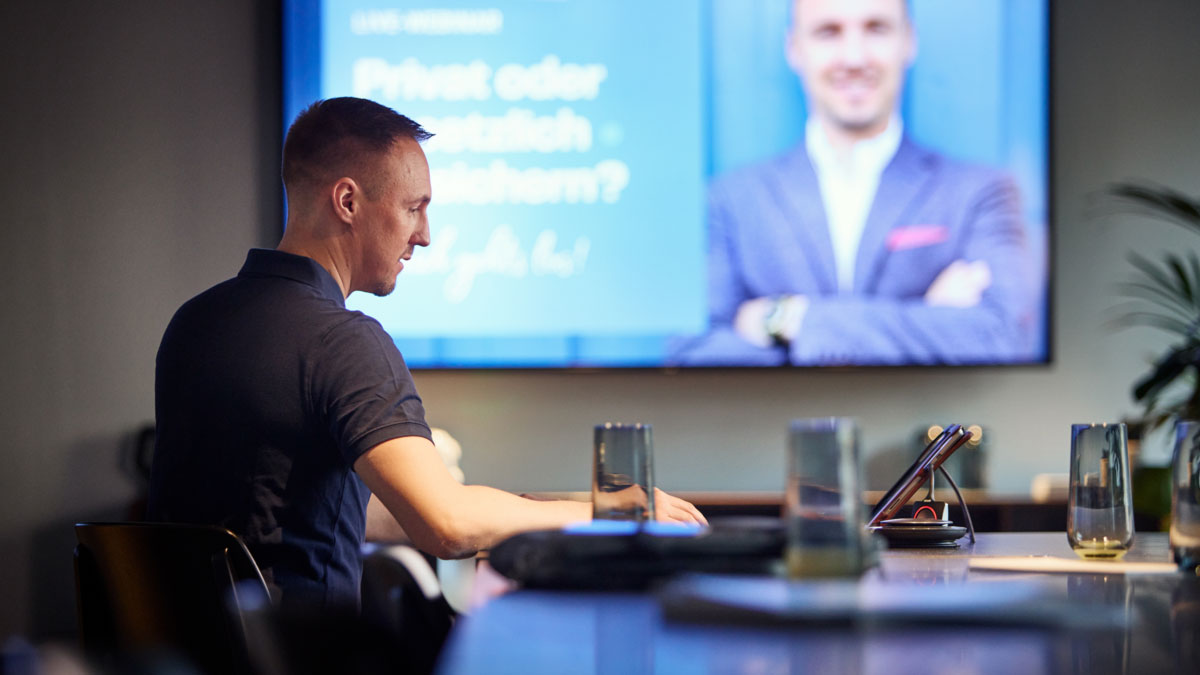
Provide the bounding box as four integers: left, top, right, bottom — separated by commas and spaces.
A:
763, 295, 807, 347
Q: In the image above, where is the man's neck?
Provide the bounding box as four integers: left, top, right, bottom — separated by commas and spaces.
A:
807, 114, 903, 171
813, 115, 894, 161
277, 226, 353, 299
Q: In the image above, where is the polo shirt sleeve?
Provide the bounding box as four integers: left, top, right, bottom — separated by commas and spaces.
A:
310, 312, 432, 465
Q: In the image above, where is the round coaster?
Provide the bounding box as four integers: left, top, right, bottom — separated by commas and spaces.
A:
881, 518, 953, 527
873, 524, 968, 548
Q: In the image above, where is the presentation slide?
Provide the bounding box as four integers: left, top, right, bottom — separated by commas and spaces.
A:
284, 0, 1049, 368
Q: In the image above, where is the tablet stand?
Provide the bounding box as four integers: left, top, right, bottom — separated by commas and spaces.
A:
932, 465, 976, 544
869, 424, 977, 547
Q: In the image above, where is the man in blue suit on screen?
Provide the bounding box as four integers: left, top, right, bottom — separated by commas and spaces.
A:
674, 0, 1036, 366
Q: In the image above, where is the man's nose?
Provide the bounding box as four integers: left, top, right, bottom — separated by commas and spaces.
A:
413, 219, 431, 247
838, 30, 868, 66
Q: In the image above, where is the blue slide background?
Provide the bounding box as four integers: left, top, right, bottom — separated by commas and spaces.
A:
283, 0, 1048, 368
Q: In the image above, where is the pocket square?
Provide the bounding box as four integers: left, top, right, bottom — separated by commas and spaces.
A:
885, 224, 950, 251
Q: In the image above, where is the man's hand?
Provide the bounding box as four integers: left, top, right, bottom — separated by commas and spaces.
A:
924, 260, 992, 308
596, 486, 707, 525
733, 297, 775, 347
654, 488, 708, 526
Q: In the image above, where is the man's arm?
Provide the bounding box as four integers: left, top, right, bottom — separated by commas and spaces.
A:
355, 436, 706, 559
365, 493, 411, 543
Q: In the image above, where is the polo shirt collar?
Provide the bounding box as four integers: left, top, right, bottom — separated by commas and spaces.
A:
238, 248, 347, 307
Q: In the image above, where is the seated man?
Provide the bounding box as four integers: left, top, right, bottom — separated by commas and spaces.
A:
147, 97, 705, 611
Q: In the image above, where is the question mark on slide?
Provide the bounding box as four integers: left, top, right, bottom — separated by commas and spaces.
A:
596, 160, 630, 204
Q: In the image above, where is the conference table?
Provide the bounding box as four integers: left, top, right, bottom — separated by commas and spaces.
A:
532, 491, 1074, 532
435, 532, 1199, 675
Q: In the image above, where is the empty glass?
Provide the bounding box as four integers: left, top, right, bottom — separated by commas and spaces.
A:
1067, 423, 1134, 559
785, 417, 865, 578
592, 423, 655, 521
1171, 421, 1200, 573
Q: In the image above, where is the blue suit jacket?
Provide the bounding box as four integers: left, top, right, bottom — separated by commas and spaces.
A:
674, 139, 1037, 366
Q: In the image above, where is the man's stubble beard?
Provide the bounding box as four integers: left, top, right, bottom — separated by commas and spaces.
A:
837, 113, 887, 134
369, 279, 397, 297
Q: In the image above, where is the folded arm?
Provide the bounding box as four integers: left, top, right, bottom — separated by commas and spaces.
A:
688, 167, 1035, 365
787, 176, 1035, 364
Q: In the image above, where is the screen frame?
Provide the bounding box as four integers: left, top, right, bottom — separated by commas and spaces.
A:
277, 0, 1056, 373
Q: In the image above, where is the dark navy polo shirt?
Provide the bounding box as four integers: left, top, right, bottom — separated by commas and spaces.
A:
147, 248, 431, 610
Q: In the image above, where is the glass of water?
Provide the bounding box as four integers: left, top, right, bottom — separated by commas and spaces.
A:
1068, 423, 1134, 559
785, 417, 865, 578
592, 423, 655, 521
1171, 421, 1200, 573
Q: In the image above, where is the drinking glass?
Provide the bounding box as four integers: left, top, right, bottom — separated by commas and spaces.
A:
785, 417, 865, 578
1171, 421, 1200, 573
1067, 423, 1134, 559
592, 423, 655, 521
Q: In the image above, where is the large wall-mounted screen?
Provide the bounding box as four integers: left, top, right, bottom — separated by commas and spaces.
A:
283, 0, 1049, 368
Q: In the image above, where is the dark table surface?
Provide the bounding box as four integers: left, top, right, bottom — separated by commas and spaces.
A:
530, 491, 1074, 531
436, 533, 1200, 675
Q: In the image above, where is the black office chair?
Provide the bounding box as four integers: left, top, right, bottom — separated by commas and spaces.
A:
73, 522, 269, 675
235, 543, 454, 675
359, 544, 456, 675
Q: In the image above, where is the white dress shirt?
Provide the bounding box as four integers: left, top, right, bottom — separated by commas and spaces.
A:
805, 116, 903, 293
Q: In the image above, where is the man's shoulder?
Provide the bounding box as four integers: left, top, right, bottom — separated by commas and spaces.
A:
898, 139, 1013, 190
182, 270, 340, 313
166, 276, 242, 327
315, 306, 394, 349
163, 272, 352, 352
886, 139, 1021, 225
710, 145, 810, 197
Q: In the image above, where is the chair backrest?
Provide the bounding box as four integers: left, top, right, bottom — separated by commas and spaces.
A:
360, 544, 456, 675
74, 521, 269, 675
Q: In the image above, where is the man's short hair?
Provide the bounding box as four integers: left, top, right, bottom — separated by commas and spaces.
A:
790, 0, 913, 30
282, 97, 432, 198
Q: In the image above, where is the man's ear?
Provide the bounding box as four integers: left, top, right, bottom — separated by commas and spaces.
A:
785, 30, 804, 76
904, 22, 918, 67
331, 177, 359, 226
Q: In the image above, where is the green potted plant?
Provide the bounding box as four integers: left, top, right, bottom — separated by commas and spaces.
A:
1107, 183, 1200, 423
1105, 182, 1200, 529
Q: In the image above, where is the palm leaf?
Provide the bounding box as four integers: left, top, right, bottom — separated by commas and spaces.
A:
1115, 281, 1196, 317
1127, 252, 1188, 299
1145, 409, 1177, 431
1189, 251, 1200, 304
1108, 182, 1200, 233
1133, 342, 1200, 402
1138, 363, 1200, 429
1108, 298, 1192, 326
1167, 254, 1196, 303
1107, 311, 1195, 336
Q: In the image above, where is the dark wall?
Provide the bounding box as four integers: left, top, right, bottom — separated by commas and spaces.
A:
0, 0, 280, 640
